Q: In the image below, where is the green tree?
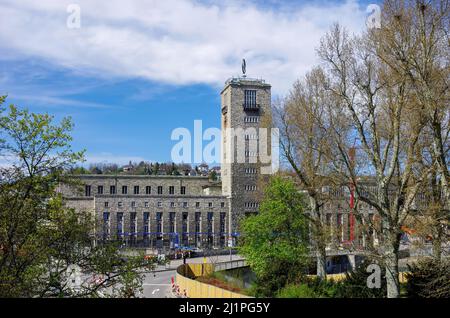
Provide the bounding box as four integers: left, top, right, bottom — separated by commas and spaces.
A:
209, 170, 218, 181
238, 176, 311, 296
0, 98, 156, 297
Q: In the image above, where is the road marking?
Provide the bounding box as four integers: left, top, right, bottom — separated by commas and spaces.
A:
143, 283, 171, 286
152, 289, 160, 295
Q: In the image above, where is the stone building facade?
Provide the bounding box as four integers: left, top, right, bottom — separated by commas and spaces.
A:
61, 76, 274, 250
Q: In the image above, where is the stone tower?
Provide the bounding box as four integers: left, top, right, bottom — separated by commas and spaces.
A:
220, 76, 272, 240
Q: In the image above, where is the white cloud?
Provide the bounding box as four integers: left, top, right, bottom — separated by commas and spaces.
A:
0, 0, 368, 95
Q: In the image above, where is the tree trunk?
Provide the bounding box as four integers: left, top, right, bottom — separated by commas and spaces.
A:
316, 243, 327, 279
384, 235, 401, 298
310, 197, 327, 279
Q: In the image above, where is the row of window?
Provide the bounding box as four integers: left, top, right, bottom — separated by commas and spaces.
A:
245, 168, 258, 174
244, 185, 257, 191
104, 201, 226, 209
244, 134, 259, 140
245, 151, 258, 157
244, 202, 260, 208
104, 211, 227, 236
244, 116, 259, 123
85, 185, 186, 196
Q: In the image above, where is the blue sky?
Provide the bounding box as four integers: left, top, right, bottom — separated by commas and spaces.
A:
0, 0, 377, 166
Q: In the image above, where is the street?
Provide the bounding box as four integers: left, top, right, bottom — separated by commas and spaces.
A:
139, 254, 244, 298
141, 269, 175, 298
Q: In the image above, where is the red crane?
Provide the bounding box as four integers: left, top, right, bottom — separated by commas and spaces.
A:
348, 146, 356, 242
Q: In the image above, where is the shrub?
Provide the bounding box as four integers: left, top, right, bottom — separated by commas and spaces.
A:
406, 258, 450, 298
276, 284, 318, 298
276, 278, 340, 298
334, 259, 387, 298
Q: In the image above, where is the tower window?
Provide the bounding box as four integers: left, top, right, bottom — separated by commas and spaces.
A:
169, 186, 175, 194
122, 186, 127, 194
134, 186, 139, 194
157, 186, 163, 194
244, 116, 259, 123
146, 186, 151, 194
97, 185, 103, 195
244, 90, 257, 109
85, 185, 91, 197
110, 185, 116, 195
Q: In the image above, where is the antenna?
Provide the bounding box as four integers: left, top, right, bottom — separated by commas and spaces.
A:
242, 59, 246, 77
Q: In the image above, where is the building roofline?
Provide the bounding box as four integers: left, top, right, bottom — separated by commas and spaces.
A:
221, 76, 271, 94
66, 174, 210, 180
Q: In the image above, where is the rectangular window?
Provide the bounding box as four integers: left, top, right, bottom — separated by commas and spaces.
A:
146, 186, 151, 195
131, 201, 136, 208
183, 202, 188, 208
220, 212, 226, 234
221, 202, 225, 208
169, 212, 176, 233
181, 186, 186, 195
134, 186, 139, 195
118, 201, 123, 208
97, 185, 103, 195
156, 212, 163, 233
144, 202, 149, 208
157, 201, 162, 208
182, 213, 188, 233
195, 202, 200, 208
130, 212, 137, 235
207, 212, 214, 234
143, 212, 150, 235
208, 202, 213, 208
169, 186, 175, 194
195, 212, 201, 233
170, 202, 176, 208
244, 90, 257, 109
122, 186, 128, 194
103, 212, 110, 239
117, 212, 124, 238
85, 185, 91, 197
110, 185, 116, 195
104, 201, 109, 208
157, 186, 163, 195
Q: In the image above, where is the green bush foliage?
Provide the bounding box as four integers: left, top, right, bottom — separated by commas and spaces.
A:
406, 258, 450, 298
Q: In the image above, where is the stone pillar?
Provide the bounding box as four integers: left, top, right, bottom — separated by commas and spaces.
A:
348, 254, 356, 270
